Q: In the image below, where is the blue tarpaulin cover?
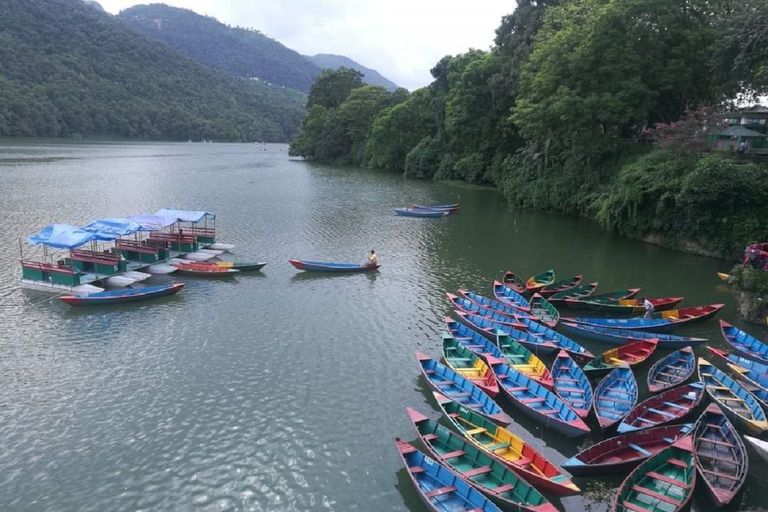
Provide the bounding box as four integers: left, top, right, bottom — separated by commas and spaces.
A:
128, 214, 177, 230
27, 224, 97, 249
154, 208, 215, 223
82, 218, 144, 240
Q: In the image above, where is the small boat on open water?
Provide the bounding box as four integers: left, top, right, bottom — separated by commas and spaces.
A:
394, 208, 449, 218
60, 283, 185, 306
288, 260, 379, 272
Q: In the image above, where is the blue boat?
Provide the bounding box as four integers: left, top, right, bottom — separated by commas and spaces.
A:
393, 208, 449, 218
560, 321, 707, 349
647, 347, 695, 393
514, 316, 594, 363
395, 439, 504, 512
707, 347, 768, 407
551, 350, 593, 419
453, 290, 539, 322
491, 281, 532, 311
412, 203, 460, 213
416, 352, 511, 426
698, 357, 768, 436
593, 366, 638, 430
288, 259, 379, 272
447, 294, 528, 329
570, 304, 724, 333
59, 283, 185, 306
490, 360, 590, 437
454, 311, 558, 355
720, 319, 768, 364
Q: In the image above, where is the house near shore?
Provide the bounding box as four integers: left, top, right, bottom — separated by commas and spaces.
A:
713, 105, 768, 153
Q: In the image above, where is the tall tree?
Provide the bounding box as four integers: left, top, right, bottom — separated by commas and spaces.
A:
307, 68, 365, 109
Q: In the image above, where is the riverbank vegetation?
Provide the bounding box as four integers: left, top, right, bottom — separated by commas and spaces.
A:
289, 0, 768, 257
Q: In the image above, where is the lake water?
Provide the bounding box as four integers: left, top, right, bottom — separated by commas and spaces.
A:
0, 141, 765, 511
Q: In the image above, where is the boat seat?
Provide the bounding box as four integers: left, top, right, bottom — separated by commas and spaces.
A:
700, 468, 741, 480
486, 443, 509, 451
462, 465, 493, 477
493, 483, 516, 494
623, 501, 653, 512
432, 380, 454, 386
505, 387, 527, 392
646, 471, 688, 489
448, 413, 460, 418
662, 437, 675, 444
409, 466, 426, 474
627, 443, 652, 456
631, 485, 682, 505
599, 396, 633, 405
697, 452, 739, 465
557, 387, 586, 393
465, 428, 486, 435
464, 344, 484, 349
540, 409, 560, 415
647, 407, 678, 418
507, 354, 527, 360
451, 392, 472, 398
496, 374, 509, 380
456, 337, 473, 341
603, 387, 634, 395
450, 357, 473, 362
465, 403, 483, 409
666, 458, 688, 468
636, 417, 658, 425
520, 397, 546, 404
422, 434, 438, 441
705, 423, 723, 429
424, 486, 456, 498
425, 369, 435, 374
515, 457, 532, 466
442, 450, 465, 459
662, 401, 689, 410
697, 437, 733, 448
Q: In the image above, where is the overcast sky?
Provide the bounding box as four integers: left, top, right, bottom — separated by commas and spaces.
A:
98, 1, 515, 90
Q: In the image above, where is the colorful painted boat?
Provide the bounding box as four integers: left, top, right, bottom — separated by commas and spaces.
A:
547, 282, 598, 307
563, 288, 641, 309
501, 270, 527, 295
417, 352, 511, 426
551, 350, 593, 419
692, 403, 748, 507
574, 297, 685, 315
570, 304, 725, 333
593, 366, 638, 430
707, 347, 768, 407
525, 269, 555, 294
744, 435, 768, 464
454, 290, 540, 323
529, 293, 559, 328
395, 439, 504, 512
393, 207, 449, 217
442, 334, 499, 397
583, 339, 658, 378
611, 436, 696, 512
432, 393, 581, 496
513, 315, 594, 363
59, 283, 185, 306
719, 319, 768, 364
447, 295, 528, 330
539, 274, 583, 298
697, 357, 768, 436
171, 262, 240, 277
405, 408, 558, 511
213, 261, 267, 271
490, 360, 591, 438
444, 318, 554, 389
562, 424, 693, 477
454, 311, 558, 355
617, 383, 704, 434
560, 322, 707, 350
288, 259, 379, 272
647, 348, 696, 393
492, 281, 531, 311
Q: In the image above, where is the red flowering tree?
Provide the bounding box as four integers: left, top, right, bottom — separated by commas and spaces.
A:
643, 106, 726, 155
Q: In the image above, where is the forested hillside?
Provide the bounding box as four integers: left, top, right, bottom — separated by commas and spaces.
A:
0, 0, 306, 141
118, 4, 322, 94
305, 54, 398, 91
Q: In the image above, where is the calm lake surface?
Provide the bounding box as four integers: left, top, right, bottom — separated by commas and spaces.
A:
0, 141, 765, 512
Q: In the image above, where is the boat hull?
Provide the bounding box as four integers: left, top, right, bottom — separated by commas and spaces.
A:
60, 283, 185, 306
288, 259, 379, 272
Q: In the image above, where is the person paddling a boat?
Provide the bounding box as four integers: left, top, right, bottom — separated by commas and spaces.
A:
366, 250, 378, 267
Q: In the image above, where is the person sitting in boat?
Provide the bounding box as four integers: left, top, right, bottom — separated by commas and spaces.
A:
366, 250, 378, 267
643, 298, 655, 319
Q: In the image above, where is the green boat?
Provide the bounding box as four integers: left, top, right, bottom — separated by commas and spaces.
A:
406, 408, 557, 512
564, 288, 641, 310
530, 294, 559, 328
526, 269, 556, 293
612, 436, 696, 512
547, 282, 598, 307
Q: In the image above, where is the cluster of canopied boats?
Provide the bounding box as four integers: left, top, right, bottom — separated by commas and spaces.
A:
397, 269, 768, 512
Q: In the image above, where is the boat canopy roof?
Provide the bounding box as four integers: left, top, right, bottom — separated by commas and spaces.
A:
154, 208, 215, 223
27, 224, 97, 249
82, 218, 146, 239
128, 214, 178, 230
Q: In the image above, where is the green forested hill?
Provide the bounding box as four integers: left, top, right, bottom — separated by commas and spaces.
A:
118, 4, 322, 94
0, 0, 306, 141
305, 54, 398, 91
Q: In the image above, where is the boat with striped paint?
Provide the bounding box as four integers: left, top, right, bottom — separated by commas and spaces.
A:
539, 274, 583, 298
616, 382, 704, 434
647, 348, 695, 393
570, 304, 725, 333
492, 281, 531, 311
583, 339, 658, 379
442, 334, 499, 397
560, 322, 707, 350
526, 269, 555, 294
719, 319, 768, 364
454, 311, 558, 356
593, 366, 638, 431
551, 350, 593, 418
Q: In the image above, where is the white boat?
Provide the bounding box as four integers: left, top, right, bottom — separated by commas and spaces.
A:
745, 435, 768, 463
105, 275, 136, 287
197, 248, 224, 256
146, 264, 177, 274
183, 252, 215, 261
206, 243, 235, 251
123, 271, 152, 282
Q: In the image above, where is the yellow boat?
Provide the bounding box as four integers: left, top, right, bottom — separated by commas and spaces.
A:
496, 334, 554, 388
717, 272, 732, 282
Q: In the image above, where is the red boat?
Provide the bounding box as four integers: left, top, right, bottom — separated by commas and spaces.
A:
501, 270, 527, 294
617, 383, 705, 434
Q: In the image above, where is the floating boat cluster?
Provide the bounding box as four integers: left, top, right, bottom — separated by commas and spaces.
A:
396, 268, 768, 511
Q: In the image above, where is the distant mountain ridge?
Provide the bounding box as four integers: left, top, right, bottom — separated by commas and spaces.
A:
305, 54, 399, 91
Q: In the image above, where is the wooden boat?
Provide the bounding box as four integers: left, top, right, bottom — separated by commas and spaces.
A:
563, 288, 641, 309
744, 435, 768, 464
490, 360, 591, 438
529, 293, 559, 328
59, 283, 185, 306
213, 261, 266, 271
413, 203, 460, 213
432, 393, 581, 496
692, 403, 748, 507
444, 318, 554, 389
547, 282, 598, 306
393, 207, 448, 217
442, 334, 499, 397
707, 347, 768, 407
697, 357, 768, 436
647, 348, 695, 393
574, 297, 685, 315
551, 350, 593, 419
454, 311, 558, 355
617, 383, 704, 434
525, 269, 555, 293
719, 319, 768, 364
513, 315, 594, 363
570, 304, 725, 333
171, 262, 240, 277
447, 295, 529, 330
562, 423, 693, 477
405, 408, 558, 511
288, 259, 379, 272
611, 436, 696, 512
583, 339, 658, 378
593, 366, 638, 430
454, 290, 540, 323
717, 272, 732, 282
501, 270, 527, 294
492, 281, 531, 311
395, 439, 504, 512
417, 352, 511, 426
560, 322, 707, 350
539, 274, 583, 298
